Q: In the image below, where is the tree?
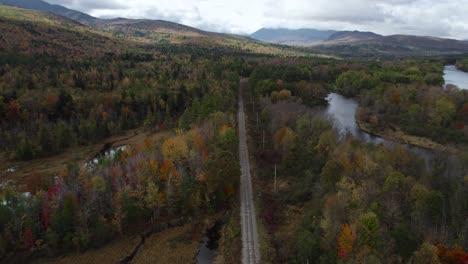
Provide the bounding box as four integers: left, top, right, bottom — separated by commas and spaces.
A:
357, 212, 380, 252
315, 129, 338, 159
274, 127, 296, 157
320, 160, 344, 192
338, 224, 356, 260
219, 126, 237, 152
296, 228, 321, 262
145, 180, 160, 223
162, 136, 189, 162
390, 224, 419, 260
435, 97, 456, 127
413, 242, 442, 264
271, 89, 292, 103
336, 71, 377, 96
15, 132, 34, 160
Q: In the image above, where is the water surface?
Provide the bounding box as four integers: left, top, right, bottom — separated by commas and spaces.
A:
323, 93, 432, 161
444, 65, 468, 90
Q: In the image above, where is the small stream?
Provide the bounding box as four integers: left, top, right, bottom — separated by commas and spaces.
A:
84, 145, 127, 171
197, 221, 223, 264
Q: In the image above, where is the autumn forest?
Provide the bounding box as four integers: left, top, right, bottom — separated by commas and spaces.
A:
0, 2, 467, 264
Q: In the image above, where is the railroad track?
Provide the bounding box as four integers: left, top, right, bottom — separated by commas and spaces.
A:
238, 78, 260, 264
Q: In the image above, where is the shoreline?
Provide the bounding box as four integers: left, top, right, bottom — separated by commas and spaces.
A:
355, 118, 459, 154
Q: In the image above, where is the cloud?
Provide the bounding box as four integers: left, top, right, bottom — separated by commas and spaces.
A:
44, 0, 468, 39
47, 0, 125, 12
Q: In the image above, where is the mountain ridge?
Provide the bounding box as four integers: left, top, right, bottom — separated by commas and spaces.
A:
250, 28, 468, 57
2, 0, 468, 57
250, 28, 337, 46
0, 0, 95, 23
0, 4, 320, 58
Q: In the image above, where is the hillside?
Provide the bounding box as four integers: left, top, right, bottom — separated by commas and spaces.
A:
0, 5, 124, 57
312, 31, 468, 57
0, 3, 322, 58
0, 0, 96, 24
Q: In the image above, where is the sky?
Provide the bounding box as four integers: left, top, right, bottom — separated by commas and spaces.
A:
46, 0, 468, 39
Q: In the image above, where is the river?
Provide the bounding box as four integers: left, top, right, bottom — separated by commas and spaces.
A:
323, 65, 468, 168
444, 65, 468, 90
324, 93, 433, 161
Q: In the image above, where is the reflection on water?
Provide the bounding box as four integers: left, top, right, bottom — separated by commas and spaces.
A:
325, 93, 384, 144
444, 65, 468, 90
324, 93, 432, 162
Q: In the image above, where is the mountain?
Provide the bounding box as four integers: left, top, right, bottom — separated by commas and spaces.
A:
313, 31, 468, 57
0, 5, 321, 59
0, 5, 124, 57
251, 27, 468, 57
250, 28, 337, 46
0, 0, 96, 24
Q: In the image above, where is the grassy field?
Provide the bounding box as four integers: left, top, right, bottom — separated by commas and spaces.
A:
132, 224, 199, 264
34, 225, 199, 264
35, 235, 141, 264
33, 223, 202, 264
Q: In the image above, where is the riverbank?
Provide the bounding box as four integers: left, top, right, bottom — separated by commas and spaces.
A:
356, 117, 460, 154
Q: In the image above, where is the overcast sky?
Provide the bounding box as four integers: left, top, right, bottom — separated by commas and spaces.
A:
46, 0, 468, 39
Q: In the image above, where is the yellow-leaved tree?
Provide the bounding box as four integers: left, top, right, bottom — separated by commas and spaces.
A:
162, 136, 189, 162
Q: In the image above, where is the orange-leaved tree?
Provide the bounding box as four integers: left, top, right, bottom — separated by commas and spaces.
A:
338, 224, 356, 260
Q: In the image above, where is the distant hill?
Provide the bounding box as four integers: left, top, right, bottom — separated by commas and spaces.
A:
0, 0, 96, 24
0, 5, 124, 57
313, 31, 468, 57
0, 5, 321, 58
251, 27, 468, 57
0, 0, 217, 34
250, 28, 337, 46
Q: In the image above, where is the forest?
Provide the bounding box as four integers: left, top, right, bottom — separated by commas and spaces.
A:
1, 3, 468, 264
0, 49, 244, 261
0, 53, 242, 160
246, 61, 468, 263
1, 50, 467, 263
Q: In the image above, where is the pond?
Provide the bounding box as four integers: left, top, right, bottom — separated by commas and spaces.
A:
444, 65, 468, 90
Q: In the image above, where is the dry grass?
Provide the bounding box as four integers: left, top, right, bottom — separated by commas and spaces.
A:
34, 224, 200, 264
356, 119, 459, 153
35, 236, 140, 264
132, 224, 199, 264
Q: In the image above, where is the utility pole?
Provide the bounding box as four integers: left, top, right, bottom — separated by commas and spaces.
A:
274, 163, 277, 192
256, 112, 259, 128
262, 130, 265, 150
251, 93, 254, 113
